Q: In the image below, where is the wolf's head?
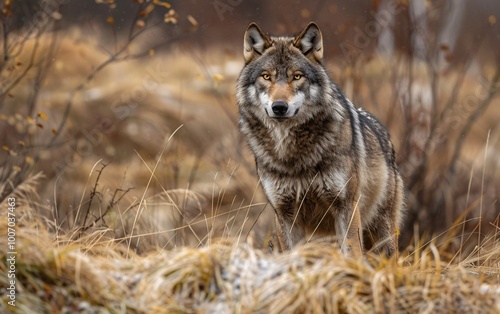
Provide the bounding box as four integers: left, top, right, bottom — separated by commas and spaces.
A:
237, 22, 334, 124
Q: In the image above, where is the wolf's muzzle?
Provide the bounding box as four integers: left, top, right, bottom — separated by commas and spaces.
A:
271, 101, 288, 116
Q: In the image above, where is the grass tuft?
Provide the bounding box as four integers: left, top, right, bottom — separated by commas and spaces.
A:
1, 197, 499, 313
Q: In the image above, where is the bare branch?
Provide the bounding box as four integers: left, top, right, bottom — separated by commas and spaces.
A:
448, 69, 500, 175
48, 20, 150, 147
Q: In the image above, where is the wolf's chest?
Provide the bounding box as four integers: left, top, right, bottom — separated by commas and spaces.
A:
270, 127, 295, 157
252, 126, 327, 170
260, 170, 349, 208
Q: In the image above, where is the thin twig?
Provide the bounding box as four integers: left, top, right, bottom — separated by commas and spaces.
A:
28, 27, 59, 115
79, 187, 135, 235
81, 162, 109, 228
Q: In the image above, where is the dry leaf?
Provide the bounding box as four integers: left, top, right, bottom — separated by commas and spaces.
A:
37, 111, 48, 121
488, 15, 496, 26
164, 9, 178, 24
136, 20, 145, 28
187, 15, 198, 27
154, 0, 171, 8
213, 74, 224, 88
139, 4, 155, 17
25, 156, 34, 165
213, 74, 224, 81
300, 9, 310, 18
106, 16, 115, 25
51, 11, 62, 20
439, 44, 449, 51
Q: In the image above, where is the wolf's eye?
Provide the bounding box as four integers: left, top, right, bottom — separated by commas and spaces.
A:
262, 74, 271, 80
293, 74, 302, 80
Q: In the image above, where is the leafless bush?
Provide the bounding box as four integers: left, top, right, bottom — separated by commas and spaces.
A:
336, 1, 500, 248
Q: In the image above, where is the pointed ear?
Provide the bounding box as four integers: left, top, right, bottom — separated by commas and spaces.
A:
293, 22, 323, 63
243, 23, 272, 63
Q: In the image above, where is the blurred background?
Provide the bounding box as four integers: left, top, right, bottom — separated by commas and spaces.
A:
1, 0, 499, 253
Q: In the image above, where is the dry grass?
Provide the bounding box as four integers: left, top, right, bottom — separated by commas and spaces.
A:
1, 198, 499, 313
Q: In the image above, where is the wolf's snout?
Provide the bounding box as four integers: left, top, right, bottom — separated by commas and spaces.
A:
271, 101, 288, 116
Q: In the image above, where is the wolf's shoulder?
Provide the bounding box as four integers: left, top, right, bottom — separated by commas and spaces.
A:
356, 108, 388, 135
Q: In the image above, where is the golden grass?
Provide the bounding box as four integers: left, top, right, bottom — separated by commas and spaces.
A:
1, 199, 499, 313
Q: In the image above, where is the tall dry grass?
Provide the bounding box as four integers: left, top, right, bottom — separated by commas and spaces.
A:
0, 194, 499, 313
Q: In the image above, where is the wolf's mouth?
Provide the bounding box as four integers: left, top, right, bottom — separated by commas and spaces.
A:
265, 108, 299, 121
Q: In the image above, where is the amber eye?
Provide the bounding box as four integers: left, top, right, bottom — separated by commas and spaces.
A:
293, 74, 302, 80
262, 73, 271, 80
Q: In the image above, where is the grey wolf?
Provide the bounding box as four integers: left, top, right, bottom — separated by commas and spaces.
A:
236, 22, 405, 257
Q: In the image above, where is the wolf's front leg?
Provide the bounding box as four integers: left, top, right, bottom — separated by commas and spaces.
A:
274, 213, 304, 251
335, 205, 364, 258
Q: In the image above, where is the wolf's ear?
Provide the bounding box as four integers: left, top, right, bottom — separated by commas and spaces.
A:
244, 23, 272, 63
293, 22, 323, 63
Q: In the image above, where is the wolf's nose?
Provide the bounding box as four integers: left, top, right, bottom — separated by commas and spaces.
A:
271, 101, 288, 116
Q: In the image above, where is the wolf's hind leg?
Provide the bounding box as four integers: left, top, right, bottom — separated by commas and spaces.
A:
379, 174, 404, 257
335, 206, 364, 258
372, 219, 397, 257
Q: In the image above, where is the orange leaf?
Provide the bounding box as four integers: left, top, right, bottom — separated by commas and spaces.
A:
139, 4, 155, 17
25, 156, 34, 165
300, 9, 310, 18
107, 16, 115, 25
489, 15, 496, 26
153, 0, 171, 9
213, 74, 224, 81
439, 44, 449, 51
37, 111, 48, 121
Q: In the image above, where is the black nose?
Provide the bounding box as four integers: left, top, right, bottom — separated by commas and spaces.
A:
271, 101, 288, 116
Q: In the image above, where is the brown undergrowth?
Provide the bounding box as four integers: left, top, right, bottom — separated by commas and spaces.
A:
0, 195, 499, 313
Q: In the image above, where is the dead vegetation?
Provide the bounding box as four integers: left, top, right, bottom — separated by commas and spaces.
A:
1, 198, 499, 313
